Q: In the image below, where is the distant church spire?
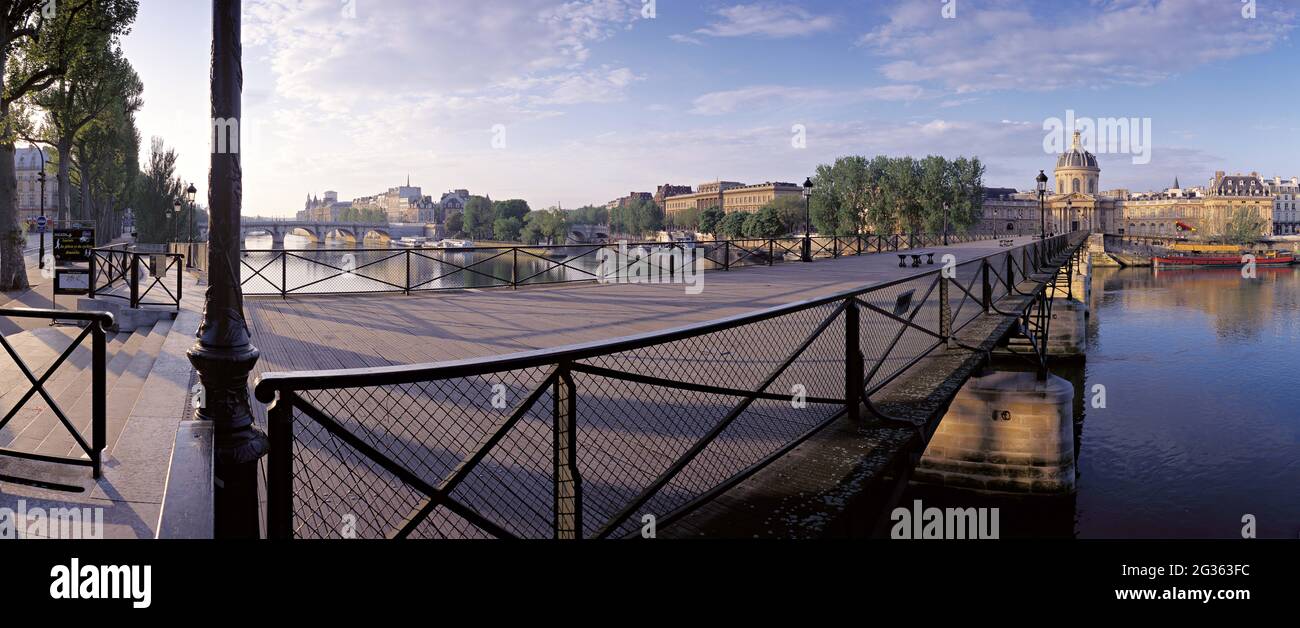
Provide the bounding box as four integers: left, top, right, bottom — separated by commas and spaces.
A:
1174, 176, 1180, 189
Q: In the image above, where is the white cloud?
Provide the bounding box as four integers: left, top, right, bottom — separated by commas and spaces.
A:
694, 3, 834, 39
858, 0, 1297, 93
689, 84, 924, 115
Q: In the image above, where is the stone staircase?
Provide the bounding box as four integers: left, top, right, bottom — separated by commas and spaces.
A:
0, 309, 201, 538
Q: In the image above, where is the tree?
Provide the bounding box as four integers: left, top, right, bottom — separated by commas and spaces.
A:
885, 156, 923, 234
462, 195, 494, 240
719, 211, 747, 239
668, 206, 700, 231
26, 0, 139, 223
0, 0, 102, 289
71, 84, 139, 244
445, 212, 464, 236
763, 195, 805, 236
520, 208, 570, 245
742, 206, 784, 238
917, 155, 952, 235
810, 155, 873, 236
492, 198, 530, 222
492, 216, 522, 242
1221, 206, 1266, 245
699, 206, 725, 237
131, 137, 181, 245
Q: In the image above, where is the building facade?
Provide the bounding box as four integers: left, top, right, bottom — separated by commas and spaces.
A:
16, 147, 58, 223
663, 180, 802, 218
1265, 176, 1299, 235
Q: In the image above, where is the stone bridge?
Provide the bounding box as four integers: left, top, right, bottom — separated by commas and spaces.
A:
240, 220, 431, 248
567, 223, 609, 244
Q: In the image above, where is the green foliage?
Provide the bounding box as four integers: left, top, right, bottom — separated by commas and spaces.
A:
668, 206, 701, 231
519, 208, 571, 245
609, 197, 663, 238
492, 216, 523, 242
1220, 206, 1267, 245
742, 206, 784, 238
462, 195, 494, 240
131, 137, 182, 244
810, 154, 985, 235
492, 198, 530, 222
569, 205, 609, 226
699, 206, 725, 236
719, 211, 748, 239
445, 212, 464, 235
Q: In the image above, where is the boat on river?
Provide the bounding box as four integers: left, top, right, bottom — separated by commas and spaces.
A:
1153, 249, 1294, 268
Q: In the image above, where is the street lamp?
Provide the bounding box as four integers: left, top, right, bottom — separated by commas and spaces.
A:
36, 148, 47, 269
172, 199, 182, 247
942, 202, 949, 246
1036, 170, 1048, 240
188, 0, 267, 538
1065, 198, 1073, 236
802, 177, 813, 262
186, 183, 198, 267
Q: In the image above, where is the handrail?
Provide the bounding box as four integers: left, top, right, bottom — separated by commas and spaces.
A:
240, 232, 1004, 297
256, 231, 1089, 539
255, 233, 1081, 396
89, 247, 185, 311
0, 308, 114, 479
0, 307, 114, 324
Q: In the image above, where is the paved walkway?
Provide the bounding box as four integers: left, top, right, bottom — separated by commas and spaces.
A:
243, 236, 1054, 539
246, 237, 1036, 375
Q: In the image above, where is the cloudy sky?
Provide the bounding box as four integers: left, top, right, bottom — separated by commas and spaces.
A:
122, 0, 1299, 216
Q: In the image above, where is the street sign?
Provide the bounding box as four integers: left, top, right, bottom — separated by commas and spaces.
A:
53, 227, 95, 263
54, 268, 91, 296
35, 216, 47, 234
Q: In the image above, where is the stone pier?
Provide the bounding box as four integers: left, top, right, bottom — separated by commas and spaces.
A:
1043, 245, 1090, 357
914, 370, 1076, 495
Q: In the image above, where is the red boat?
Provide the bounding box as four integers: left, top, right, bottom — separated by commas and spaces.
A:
1153, 253, 1294, 268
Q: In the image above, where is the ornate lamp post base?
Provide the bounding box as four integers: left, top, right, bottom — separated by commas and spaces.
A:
188, 342, 268, 538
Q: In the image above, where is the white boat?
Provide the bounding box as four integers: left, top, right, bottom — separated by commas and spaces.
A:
392, 236, 430, 248
432, 239, 475, 249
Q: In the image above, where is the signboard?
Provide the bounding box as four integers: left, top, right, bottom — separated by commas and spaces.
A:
54, 268, 91, 296
35, 216, 47, 234
53, 228, 95, 263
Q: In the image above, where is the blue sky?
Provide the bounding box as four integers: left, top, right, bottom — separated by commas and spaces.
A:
121, 0, 1300, 216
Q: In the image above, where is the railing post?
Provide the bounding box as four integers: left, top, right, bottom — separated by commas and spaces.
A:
844, 297, 862, 422
129, 254, 140, 308
267, 393, 293, 539
940, 274, 955, 348
405, 250, 411, 295
176, 256, 183, 312
89, 253, 97, 299
981, 260, 992, 314
280, 251, 287, 299
553, 365, 582, 539
724, 241, 730, 271
512, 248, 518, 289
91, 320, 106, 479
1005, 254, 1014, 292
768, 239, 774, 266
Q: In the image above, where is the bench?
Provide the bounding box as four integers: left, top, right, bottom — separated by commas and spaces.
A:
898, 252, 934, 268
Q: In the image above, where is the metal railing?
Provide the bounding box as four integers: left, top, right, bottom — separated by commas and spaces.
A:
254, 232, 1086, 539
0, 308, 114, 479
240, 232, 1001, 297
90, 245, 185, 311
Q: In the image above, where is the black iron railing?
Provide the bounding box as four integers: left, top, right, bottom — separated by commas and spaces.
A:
90, 246, 184, 311
0, 308, 114, 478
239, 233, 1001, 297
254, 232, 1087, 539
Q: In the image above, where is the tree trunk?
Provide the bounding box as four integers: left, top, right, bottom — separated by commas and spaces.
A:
57, 138, 73, 222
0, 144, 29, 290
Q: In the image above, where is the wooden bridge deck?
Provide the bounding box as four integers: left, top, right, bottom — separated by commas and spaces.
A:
244, 236, 1039, 377
242, 235, 1077, 538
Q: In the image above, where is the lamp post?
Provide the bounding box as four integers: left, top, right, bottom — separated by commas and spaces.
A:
1036, 170, 1048, 240
37, 148, 46, 269
172, 199, 182, 248
1065, 198, 1073, 235
185, 183, 197, 268
188, 0, 267, 538
802, 177, 813, 262
942, 202, 949, 246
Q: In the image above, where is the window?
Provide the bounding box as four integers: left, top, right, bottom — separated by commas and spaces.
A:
1073, 179, 1081, 193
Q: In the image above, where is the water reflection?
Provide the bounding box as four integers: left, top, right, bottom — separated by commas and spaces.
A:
901, 265, 1300, 538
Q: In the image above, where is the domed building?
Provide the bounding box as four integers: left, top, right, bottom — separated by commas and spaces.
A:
1048, 130, 1115, 234
1055, 131, 1099, 196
